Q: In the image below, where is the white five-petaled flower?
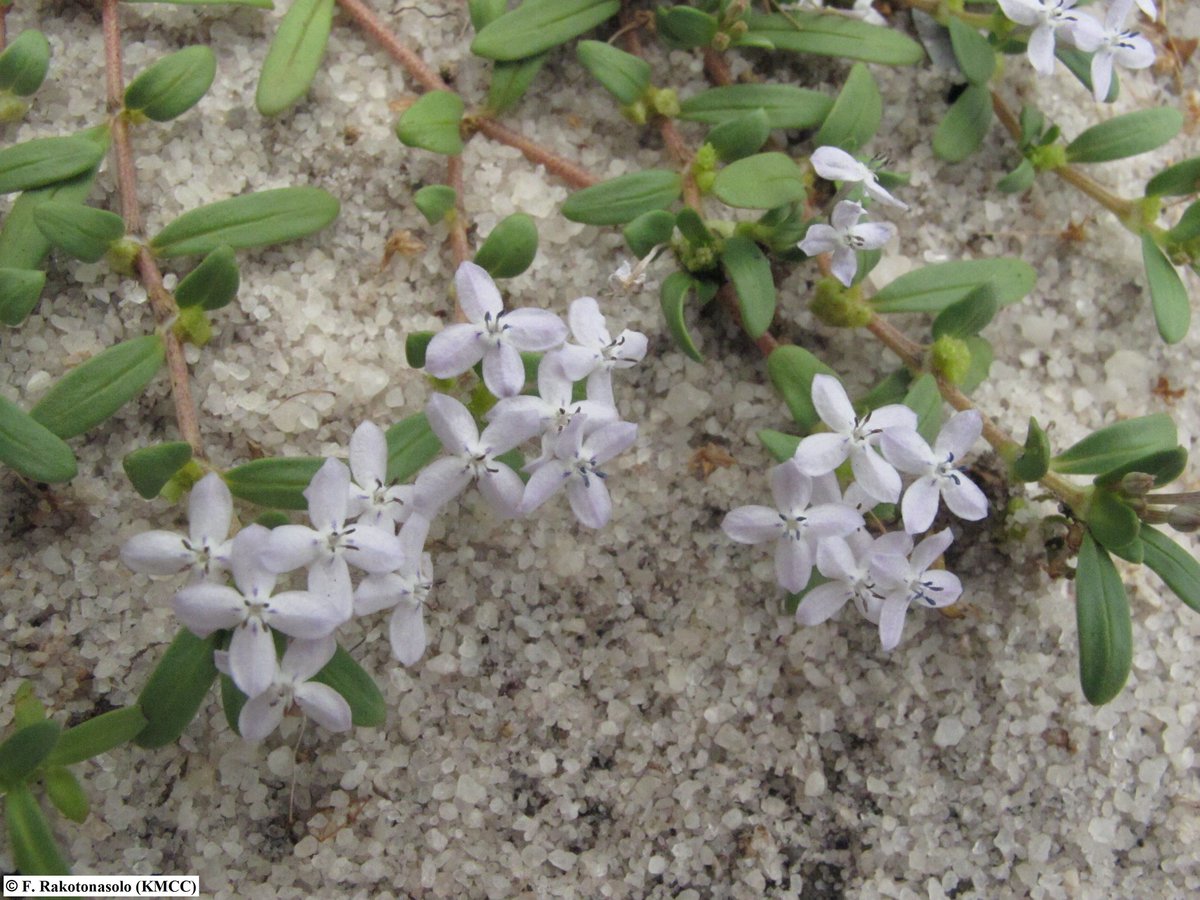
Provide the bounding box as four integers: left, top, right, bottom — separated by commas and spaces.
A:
414, 392, 542, 518
793, 374, 916, 504
347, 421, 414, 530
881, 410, 989, 535
798, 200, 897, 288
722, 459, 864, 593
555, 297, 649, 408
795, 530, 912, 627
173, 525, 342, 698
869, 529, 963, 651
810, 146, 908, 210
996, 0, 1082, 76
216, 636, 352, 742
424, 261, 568, 398
354, 551, 434, 665
260, 458, 406, 623
519, 415, 639, 528
120, 472, 233, 581
1071, 0, 1156, 102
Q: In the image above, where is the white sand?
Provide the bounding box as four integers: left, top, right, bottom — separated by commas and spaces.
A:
2, 2, 1200, 896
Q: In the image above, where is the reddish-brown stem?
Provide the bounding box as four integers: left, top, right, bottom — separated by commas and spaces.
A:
335, 0, 448, 93
102, 0, 203, 456
471, 118, 597, 189
0, 4, 9, 51
717, 284, 778, 356
445, 154, 470, 322
703, 49, 735, 87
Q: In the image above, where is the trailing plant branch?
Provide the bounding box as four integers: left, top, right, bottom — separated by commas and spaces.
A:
335, 0, 448, 93
445, 154, 471, 276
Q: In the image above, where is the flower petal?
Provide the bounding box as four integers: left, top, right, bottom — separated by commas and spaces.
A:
585, 421, 638, 465
478, 463, 526, 518
305, 560, 354, 624
121, 531, 192, 576
294, 682, 353, 732
810, 146, 868, 183
805, 503, 866, 539
881, 428, 934, 474
425, 393, 479, 454
504, 308, 569, 352
722, 506, 783, 544
900, 476, 942, 534
1090, 53, 1114, 103
229, 619, 277, 698
830, 200, 865, 232
567, 475, 612, 528
520, 462, 569, 515
343, 525, 405, 574
816, 535, 860, 582
862, 403, 917, 434
425, 324, 487, 379
567, 296, 610, 347
1027, 24, 1058, 76
230, 524, 279, 597
188, 473, 232, 545
829, 246, 858, 287
810, 374, 857, 435
282, 635, 338, 682
349, 421, 388, 490
942, 474, 988, 522
354, 573, 404, 617
305, 458, 350, 531
389, 602, 428, 666
878, 595, 910, 651
413, 457, 472, 513
934, 410, 982, 460
775, 537, 813, 594
849, 445, 902, 504
996, 0, 1040, 26
455, 260, 503, 321
798, 223, 841, 257
793, 433, 849, 476
238, 689, 285, 742
269, 587, 345, 638
482, 342, 527, 399
612, 329, 648, 364
848, 221, 896, 250
260, 524, 321, 576
911, 527, 955, 572
795, 582, 853, 626
771, 459, 813, 514
172, 583, 244, 636
917, 569, 963, 608
480, 405, 542, 455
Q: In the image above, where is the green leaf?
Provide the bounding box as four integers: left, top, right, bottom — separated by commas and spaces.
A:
255, 0, 334, 116
311, 645, 386, 727
224, 456, 324, 509
474, 212, 538, 278
561, 169, 681, 226
124, 45, 216, 122
996, 158, 1036, 194
45, 706, 148, 767
413, 185, 457, 225
1166, 201, 1200, 245
758, 428, 801, 463
679, 84, 831, 129
903, 373, 943, 444
5, 783, 70, 875
675, 208, 712, 246
655, 6, 719, 49
0, 267, 46, 327
1051, 413, 1177, 476
738, 12, 925, 66
135, 629, 219, 748
721, 235, 775, 339
13, 684, 47, 729
0, 136, 107, 195
1075, 533, 1132, 706
1141, 234, 1190, 344
395, 90, 465, 155
871, 258, 1036, 313
958, 335, 993, 394
1011, 417, 1051, 482
812, 63, 881, 153
30, 335, 165, 439
125, 0, 274, 6
1066, 108, 1184, 164
947, 18, 995, 85
933, 84, 992, 163
931, 283, 998, 339
576, 40, 650, 105
712, 152, 806, 210
1145, 156, 1200, 197
32, 201, 124, 264
123, 441, 194, 499
405, 331, 434, 369
150, 186, 339, 257
1094, 446, 1188, 490
386, 413, 441, 483
624, 209, 675, 257
659, 271, 703, 362
43, 767, 88, 823
0, 30, 51, 97
1141, 526, 1200, 614
469, 0, 507, 29
471, 0, 620, 62
0, 394, 76, 482
0, 721, 60, 791
486, 54, 548, 114
706, 109, 771, 163
766, 345, 835, 431
1086, 488, 1141, 556
175, 245, 239, 310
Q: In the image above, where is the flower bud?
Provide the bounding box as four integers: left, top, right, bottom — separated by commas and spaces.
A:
649, 87, 680, 118
1167, 505, 1200, 533
930, 335, 972, 385
1119, 472, 1156, 497
809, 277, 872, 328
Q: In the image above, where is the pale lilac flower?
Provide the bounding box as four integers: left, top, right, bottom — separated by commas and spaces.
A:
424, 261, 567, 398
795, 530, 911, 626
216, 636, 352, 742
996, 0, 1082, 75
793, 374, 916, 504
120, 472, 233, 580
260, 458, 406, 623
413, 393, 541, 518
554, 297, 649, 407
1071, 0, 1155, 101
810, 146, 908, 210
174, 525, 342, 698
519, 415, 638, 528
882, 411, 989, 535
870, 529, 962, 651
798, 200, 896, 287
722, 459, 864, 593
347, 421, 414, 530
354, 552, 433, 665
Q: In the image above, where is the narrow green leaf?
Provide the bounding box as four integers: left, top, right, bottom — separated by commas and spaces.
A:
224, 456, 324, 509
0, 721, 60, 791
474, 212, 538, 278
124, 45, 216, 122
219, 673, 247, 734
0, 136, 106, 195
405, 331, 434, 369
1141, 525, 1200, 614
655, 6, 719, 49
0, 268, 46, 327
933, 84, 992, 163
1141, 234, 1190, 344
1166, 201, 1200, 245
679, 84, 831, 129
43, 767, 88, 823
30, 335, 165, 439
758, 428, 801, 463
135, 629, 219, 748
0, 394, 76, 482
33, 201, 124, 264
255, 0, 334, 116
123, 442, 194, 499
13, 684, 47, 729
706, 109, 771, 163
487, 55, 547, 114
738, 12, 925, 66
5, 783, 70, 875
471, 0, 620, 62
150, 187, 339, 258
1075, 533, 1133, 706
1086, 489, 1141, 555
904, 373, 943, 444
624, 209, 675, 257
1011, 417, 1051, 482
1145, 156, 1200, 197
931, 283, 998, 339
1051, 413, 1177, 476
311, 645, 386, 727
947, 18, 995, 85
175, 245, 240, 310
469, 0, 507, 29
1094, 446, 1188, 489
0, 30, 51, 96
712, 152, 805, 210
871, 258, 1036, 313
996, 158, 1036, 194
395, 90, 465, 156
576, 40, 650, 105
812, 63, 882, 153
561, 169, 681, 226
45, 706, 148, 767
675, 208, 712, 246
413, 185, 457, 225
659, 271, 703, 362
766, 345, 835, 431
386, 413, 441, 483
721, 235, 775, 339
1066, 108, 1184, 164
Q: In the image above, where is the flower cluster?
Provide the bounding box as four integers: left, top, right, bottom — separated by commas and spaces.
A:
723, 375, 987, 650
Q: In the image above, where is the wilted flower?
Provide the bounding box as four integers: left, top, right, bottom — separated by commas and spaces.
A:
810, 146, 908, 210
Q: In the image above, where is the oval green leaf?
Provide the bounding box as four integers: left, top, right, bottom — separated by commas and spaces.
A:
474, 212, 538, 278
1141, 526, 1200, 615
405, 330, 434, 369
124, 45, 216, 122
487, 54, 548, 114
0, 394, 77, 482
1075, 533, 1132, 706
469, 0, 507, 29
395, 90, 465, 156
43, 767, 88, 824
311, 644, 387, 727
679, 84, 831, 129
721, 235, 775, 339
766, 344, 835, 431
135, 629, 219, 748
1145, 156, 1200, 197
150, 186, 340, 258
45, 706, 148, 767
5, 783, 70, 875
1051, 413, 1177, 476
0, 136, 106, 196
224, 456, 324, 508
471, 0, 620, 62
712, 152, 806, 210
561, 169, 681, 226
255, 0, 334, 117
1094, 446, 1188, 490
0, 720, 60, 791
931, 283, 998, 339
738, 12, 925, 66
0, 30, 51, 97
758, 428, 801, 463
1141, 233, 1190, 344
175, 245, 240, 310
1011, 417, 1051, 482
904, 373, 943, 444
813, 63, 882, 153
1086, 488, 1141, 556
706, 108, 772, 163
123, 441, 194, 499
33, 201, 124, 264
655, 6, 719, 49
386, 413, 442, 483
871, 258, 1036, 313
659, 271, 703, 362
0, 267, 47, 327
933, 84, 992, 163
576, 40, 650, 106
1066, 107, 1184, 164
996, 158, 1036, 194
947, 18, 995, 85
413, 185, 457, 225
624, 208, 675, 257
